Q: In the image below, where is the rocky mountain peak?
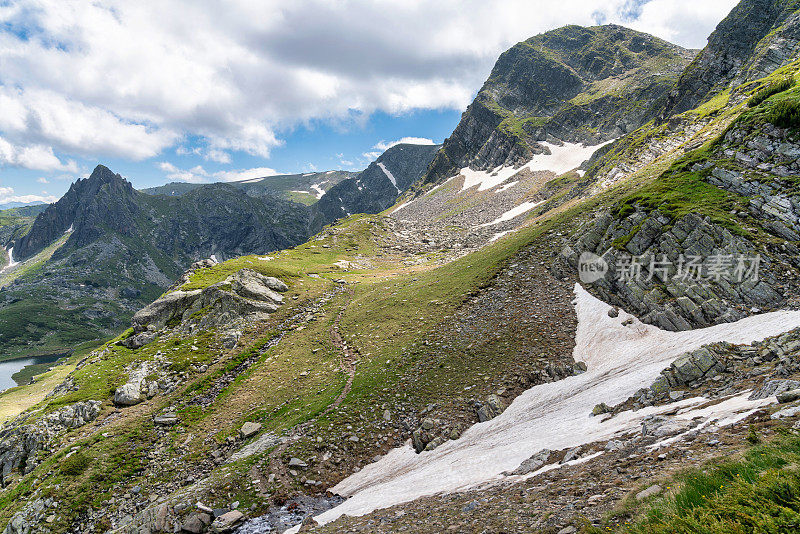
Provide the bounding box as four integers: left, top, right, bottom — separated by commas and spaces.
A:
417, 24, 695, 190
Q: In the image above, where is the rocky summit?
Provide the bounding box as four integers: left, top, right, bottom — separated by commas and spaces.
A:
6, 1, 800, 533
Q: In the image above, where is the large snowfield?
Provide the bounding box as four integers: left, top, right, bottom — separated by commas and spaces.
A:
288, 285, 800, 530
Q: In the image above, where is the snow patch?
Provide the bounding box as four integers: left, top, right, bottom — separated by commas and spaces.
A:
65, 224, 74, 234
377, 162, 401, 193
1, 247, 19, 273
239, 177, 265, 184
390, 200, 411, 214
311, 183, 326, 199
290, 285, 800, 530
479, 200, 545, 227
496, 180, 518, 193
488, 230, 513, 242
459, 141, 612, 192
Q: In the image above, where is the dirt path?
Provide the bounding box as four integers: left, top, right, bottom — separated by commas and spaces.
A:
261, 283, 358, 492
325, 285, 357, 413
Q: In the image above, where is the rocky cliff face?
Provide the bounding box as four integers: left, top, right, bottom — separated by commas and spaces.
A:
311, 143, 439, 230
659, 0, 800, 118
418, 24, 695, 189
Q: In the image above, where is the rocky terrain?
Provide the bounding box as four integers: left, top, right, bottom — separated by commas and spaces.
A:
4, 1, 800, 533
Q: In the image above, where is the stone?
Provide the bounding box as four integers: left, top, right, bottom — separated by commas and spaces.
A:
154, 413, 179, 426
636, 484, 662, 501
508, 449, 551, 476
240, 422, 262, 439
592, 403, 612, 416
771, 405, 800, 420
210, 510, 244, 533
607, 308, 619, 318
558, 527, 577, 534
180, 512, 211, 533
298, 514, 319, 532
477, 395, 505, 422
288, 457, 308, 468
777, 389, 800, 403
750, 380, 800, 400
114, 383, 143, 406
560, 446, 582, 464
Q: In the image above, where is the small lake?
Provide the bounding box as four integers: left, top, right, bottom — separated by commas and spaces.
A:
0, 354, 63, 393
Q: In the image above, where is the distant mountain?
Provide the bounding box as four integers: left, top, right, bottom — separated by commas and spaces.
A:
0, 201, 47, 210
418, 24, 695, 190
0, 165, 312, 360
142, 170, 357, 205
311, 143, 440, 230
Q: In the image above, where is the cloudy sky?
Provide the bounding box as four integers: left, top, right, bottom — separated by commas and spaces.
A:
0, 0, 738, 205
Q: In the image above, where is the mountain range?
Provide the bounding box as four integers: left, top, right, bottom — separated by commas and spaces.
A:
3, 1, 800, 533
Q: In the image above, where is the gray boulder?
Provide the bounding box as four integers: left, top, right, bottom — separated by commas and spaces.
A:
477, 395, 505, 422
507, 449, 551, 476
750, 379, 800, 400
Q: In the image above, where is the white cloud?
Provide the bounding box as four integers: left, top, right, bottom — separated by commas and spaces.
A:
213, 167, 280, 182
158, 162, 279, 183
0, 185, 58, 204
0, 135, 78, 172
373, 137, 436, 151
0, 0, 736, 172
36, 177, 49, 183
204, 149, 231, 164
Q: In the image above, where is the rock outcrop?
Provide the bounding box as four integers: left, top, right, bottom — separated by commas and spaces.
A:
557, 210, 785, 331
0, 401, 101, 484
123, 269, 288, 349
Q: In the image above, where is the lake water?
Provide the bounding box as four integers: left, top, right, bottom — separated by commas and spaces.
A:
0, 354, 62, 393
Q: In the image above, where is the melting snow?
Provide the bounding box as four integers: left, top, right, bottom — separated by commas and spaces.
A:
1, 247, 19, 273
479, 200, 545, 227
311, 183, 326, 199
460, 141, 611, 192
496, 180, 518, 193
65, 224, 74, 234
289, 284, 800, 530
239, 177, 265, 184
377, 162, 401, 193
489, 230, 513, 242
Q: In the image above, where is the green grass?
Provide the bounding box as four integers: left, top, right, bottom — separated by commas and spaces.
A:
748, 77, 796, 108
613, 143, 748, 235
625, 434, 800, 533
769, 99, 800, 129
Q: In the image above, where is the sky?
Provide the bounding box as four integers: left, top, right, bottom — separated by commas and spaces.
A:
0, 0, 739, 205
